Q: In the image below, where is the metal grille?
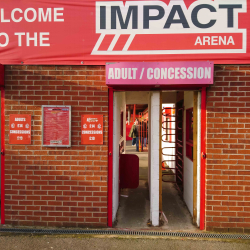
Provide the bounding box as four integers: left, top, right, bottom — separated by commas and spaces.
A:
161, 104, 184, 194
162, 107, 177, 183
0, 228, 249, 239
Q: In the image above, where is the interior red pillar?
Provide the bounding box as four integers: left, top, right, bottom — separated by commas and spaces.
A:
133, 104, 136, 122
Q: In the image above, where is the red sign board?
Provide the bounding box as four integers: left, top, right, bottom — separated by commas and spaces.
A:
0, 1, 249, 65
43, 106, 71, 147
9, 114, 31, 144
81, 115, 103, 145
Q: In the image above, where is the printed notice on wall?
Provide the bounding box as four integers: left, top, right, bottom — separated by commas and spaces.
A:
9, 114, 31, 144
81, 115, 103, 145
42, 106, 71, 147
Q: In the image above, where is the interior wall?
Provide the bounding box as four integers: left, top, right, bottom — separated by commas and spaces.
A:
183, 91, 194, 216
148, 93, 151, 192
126, 91, 149, 104
162, 92, 177, 104
113, 91, 126, 222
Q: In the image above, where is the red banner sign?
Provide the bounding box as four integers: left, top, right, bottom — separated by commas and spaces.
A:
81, 115, 103, 145
0, 0, 249, 65
42, 106, 71, 147
9, 114, 31, 144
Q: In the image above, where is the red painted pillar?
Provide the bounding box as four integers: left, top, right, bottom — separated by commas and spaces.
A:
108, 88, 113, 227
1, 88, 5, 224
200, 87, 206, 230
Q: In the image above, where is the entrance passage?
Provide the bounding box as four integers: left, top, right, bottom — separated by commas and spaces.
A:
116, 140, 149, 228
112, 90, 201, 230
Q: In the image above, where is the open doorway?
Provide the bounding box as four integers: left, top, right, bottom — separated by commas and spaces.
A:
113, 91, 150, 228
160, 91, 199, 231
111, 90, 202, 230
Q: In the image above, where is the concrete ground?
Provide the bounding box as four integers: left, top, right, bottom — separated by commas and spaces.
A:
116, 141, 197, 231
0, 235, 249, 250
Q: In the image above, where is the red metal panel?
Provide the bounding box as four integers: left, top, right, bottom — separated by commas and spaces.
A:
120, 154, 139, 189
0, 1, 247, 64
9, 114, 31, 144
1, 88, 5, 224
0, 65, 4, 86
200, 87, 207, 230
81, 115, 103, 145
108, 88, 113, 227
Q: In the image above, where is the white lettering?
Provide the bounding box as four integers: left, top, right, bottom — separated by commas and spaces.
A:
0, 33, 9, 47
161, 68, 167, 79
219, 36, 227, 45
115, 68, 120, 79
211, 36, 218, 45
227, 36, 235, 45
187, 67, 193, 79
24, 8, 37, 22
205, 67, 211, 79
168, 68, 174, 79
203, 36, 210, 45
121, 68, 127, 79
128, 68, 133, 79
154, 68, 160, 79
54, 8, 64, 22
147, 68, 153, 80
194, 36, 202, 46
132, 68, 137, 79
1, 9, 10, 22
180, 68, 186, 79
38, 8, 52, 22
26, 32, 38, 46
11, 8, 23, 22
175, 68, 180, 79
108, 68, 114, 79
197, 67, 204, 79
40, 32, 50, 46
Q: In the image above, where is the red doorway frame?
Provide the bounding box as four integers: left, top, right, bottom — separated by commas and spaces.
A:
200, 87, 207, 230
108, 87, 113, 227
107, 87, 207, 230
1, 87, 5, 224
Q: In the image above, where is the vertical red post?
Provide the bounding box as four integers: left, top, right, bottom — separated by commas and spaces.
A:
200, 87, 206, 230
108, 88, 113, 227
1, 88, 5, 224
133, 104, 136, 122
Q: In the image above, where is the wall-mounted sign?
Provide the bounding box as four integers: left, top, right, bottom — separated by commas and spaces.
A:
0, 1, 248, 65
42, 106, 71, 147
81, 115, 103, 145
9, 114, 31, 144
106, 61, 214, 86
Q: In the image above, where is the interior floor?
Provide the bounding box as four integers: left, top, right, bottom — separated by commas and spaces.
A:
115, 180, 150, 229
115, 140, 198, 230
161, 182, 198, 231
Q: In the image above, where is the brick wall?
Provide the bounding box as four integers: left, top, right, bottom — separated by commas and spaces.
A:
206, 65, 250, 233
4, 65, 108, 227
